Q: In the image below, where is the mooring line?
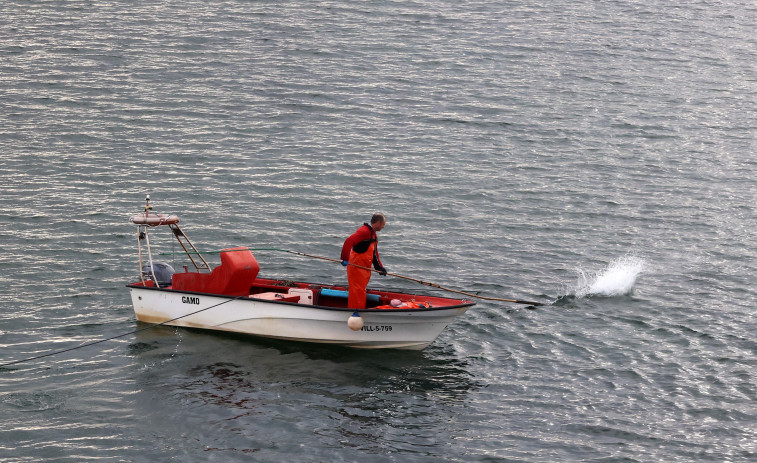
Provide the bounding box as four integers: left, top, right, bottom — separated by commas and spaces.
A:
1, 296, 242, 369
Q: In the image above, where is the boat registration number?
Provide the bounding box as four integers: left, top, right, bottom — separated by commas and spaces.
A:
361, 325, 393, 332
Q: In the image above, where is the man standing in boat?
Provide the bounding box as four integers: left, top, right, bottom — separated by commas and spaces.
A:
341, 213, 387, 309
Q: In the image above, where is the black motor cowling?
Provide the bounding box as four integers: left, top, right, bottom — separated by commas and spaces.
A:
141, 261, 175, 287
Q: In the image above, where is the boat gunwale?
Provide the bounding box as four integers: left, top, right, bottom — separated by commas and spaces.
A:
126, 283, 476, 313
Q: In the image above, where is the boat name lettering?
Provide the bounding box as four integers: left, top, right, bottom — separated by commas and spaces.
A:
360, 325, 393, 332
182, 296, 201, 305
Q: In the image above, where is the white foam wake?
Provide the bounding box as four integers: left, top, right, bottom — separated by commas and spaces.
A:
573, 254, 647, 298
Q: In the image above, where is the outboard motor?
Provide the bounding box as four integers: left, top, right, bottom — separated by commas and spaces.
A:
141, 261, 175, 288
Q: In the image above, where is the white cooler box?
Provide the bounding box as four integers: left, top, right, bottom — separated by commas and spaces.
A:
287, 288, 314, 305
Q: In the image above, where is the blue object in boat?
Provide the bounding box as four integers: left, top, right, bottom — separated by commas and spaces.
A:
321, 288, 379, 302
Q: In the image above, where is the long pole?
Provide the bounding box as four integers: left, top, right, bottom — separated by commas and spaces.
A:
158, 247, 547, 306
283, 250, 546, 306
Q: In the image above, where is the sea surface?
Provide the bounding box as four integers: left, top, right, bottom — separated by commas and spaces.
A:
1, 0, 755, 461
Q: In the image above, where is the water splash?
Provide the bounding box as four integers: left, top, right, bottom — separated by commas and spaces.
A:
573, 254, 647, 298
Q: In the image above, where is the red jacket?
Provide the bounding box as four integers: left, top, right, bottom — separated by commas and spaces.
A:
341, 223, 384, 271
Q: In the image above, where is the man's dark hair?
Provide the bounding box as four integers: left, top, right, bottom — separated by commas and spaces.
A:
371, 213, 385, 225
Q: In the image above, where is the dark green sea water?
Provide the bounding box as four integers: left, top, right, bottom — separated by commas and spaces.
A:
1, 0, 755, 461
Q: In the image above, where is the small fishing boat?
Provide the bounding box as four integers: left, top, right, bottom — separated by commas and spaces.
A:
127, 198, 475, 350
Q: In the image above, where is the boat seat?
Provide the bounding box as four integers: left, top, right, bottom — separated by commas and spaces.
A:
171, 247, 260, 296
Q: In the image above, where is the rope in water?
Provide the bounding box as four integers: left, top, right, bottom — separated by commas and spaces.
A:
2, 246, 545, 368
1, 297, 241, 369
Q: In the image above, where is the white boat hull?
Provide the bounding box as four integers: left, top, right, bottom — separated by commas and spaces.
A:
129, 287, 471, 350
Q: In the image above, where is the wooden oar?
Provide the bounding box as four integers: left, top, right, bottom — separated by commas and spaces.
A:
284, 250, 546, 306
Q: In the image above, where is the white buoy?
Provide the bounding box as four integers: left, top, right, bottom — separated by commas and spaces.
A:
347, 311, 364, 331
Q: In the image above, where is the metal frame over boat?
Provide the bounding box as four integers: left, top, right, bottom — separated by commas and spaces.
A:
127, 197, 475, 350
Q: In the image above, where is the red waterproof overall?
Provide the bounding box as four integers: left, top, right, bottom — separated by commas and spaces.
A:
347, 241, 375, 309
